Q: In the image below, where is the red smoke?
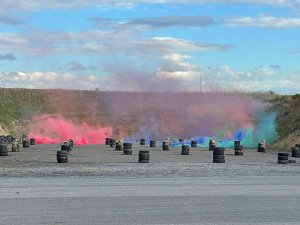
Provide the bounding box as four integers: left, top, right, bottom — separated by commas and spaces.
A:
28, 114, 112, 145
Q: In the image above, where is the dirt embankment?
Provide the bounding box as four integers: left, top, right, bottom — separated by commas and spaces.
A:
272, 94, 300, 149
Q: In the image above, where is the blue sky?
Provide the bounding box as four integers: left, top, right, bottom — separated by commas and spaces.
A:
0, 0, 299, 93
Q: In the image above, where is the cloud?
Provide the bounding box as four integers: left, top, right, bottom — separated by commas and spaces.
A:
0, 13, 22, 26
225, 16, 300, 28
67, 61, 96, 71
0, 53, 16, 60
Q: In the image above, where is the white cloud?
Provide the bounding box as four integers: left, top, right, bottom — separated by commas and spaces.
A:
225, 16, 300, 28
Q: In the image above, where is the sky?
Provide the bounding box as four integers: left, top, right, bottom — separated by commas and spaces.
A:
0, 0, 299, 94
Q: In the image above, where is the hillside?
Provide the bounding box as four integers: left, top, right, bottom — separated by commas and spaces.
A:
0, 88, 299, 148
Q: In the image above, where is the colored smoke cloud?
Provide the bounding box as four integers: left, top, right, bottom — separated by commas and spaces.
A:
28, 114, 112, 145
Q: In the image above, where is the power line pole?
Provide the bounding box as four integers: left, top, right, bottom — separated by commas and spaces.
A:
199, 74, 202, 92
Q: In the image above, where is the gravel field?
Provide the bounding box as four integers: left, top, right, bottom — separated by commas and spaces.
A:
0, 143, 299, 178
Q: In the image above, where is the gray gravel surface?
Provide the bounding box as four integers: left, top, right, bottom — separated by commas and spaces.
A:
0, 143, 299, 177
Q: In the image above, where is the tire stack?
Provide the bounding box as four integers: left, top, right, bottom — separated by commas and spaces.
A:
291, 146, 300, 158
110, 139, 116, 148
150, 140, 156, 148
209, 143, 216, 151
105, 138, 111, 145
257, 143, 266, 152
30, 138, 36, 145
123, 143, 132, 155
139, 150, 149, 163
0, 143, 8, 156
234, 141, 243, 156
162, 142, 169, 151
191, 140, 197, 148
278, 153, 289, 164
140, 139, 146, 145
181, 145, 189, 155
22, 140, 30, 148
61, 143, 71, 152
213, 147, 225, 163
57, 150, 68, 163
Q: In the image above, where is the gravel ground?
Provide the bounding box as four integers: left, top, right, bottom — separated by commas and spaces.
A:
0, 143, 299, 178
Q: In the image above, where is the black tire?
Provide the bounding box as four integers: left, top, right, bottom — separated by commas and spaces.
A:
191, 141, 197, 148
234, 146, 243, 150
123, 143, 132, 147
0, 143, 7, 151
278, 160, 288, 164
23, 141, 30, 148
0, 152, 8, 156
105, 138, 111, 145
292, 150, 300, 157
140, 139, 146, 145
123, 150, 132, 155
138, 159, 149, 163
139, 151, 149, 161
213, 159, 225, 163
57, 156, 68, 160
213, 150, 225, 155
235, 152, 243, 156
278, 153, 289, 157
181, 150, 189, 155
61, 144, 70, 151
115, 144, 122, 151
30, 139, 36, 145
278, 156, 289, 160
289, 159, 296, 163
150, 140, 156, 148
163, 145, 169, 151
213, 155, 225, 159
234, 141, 240, 145
57, 151, 68, 156
57, 158, 68, 163
295, 144, 300, 148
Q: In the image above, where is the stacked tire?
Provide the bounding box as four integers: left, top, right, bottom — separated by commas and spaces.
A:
139, 150, 149, 163
0, 143, 8, 156
181, 145, 189, 155
30, 138, 36, 145
191, 140, 197, 148
257, 143, 266, 152
150, 140, 156, 148
162, 142, 169, 151
57, 150, 68, 163
278, 153, 289, 164
123, 143, 132, 155
23, 140, 30, 148
234, 142, 243, 156
105, 138, 111, 145
140, 139, 146, 145
110, 139, 116, 148
213, 147, 225, 163
291, 146, 300, 158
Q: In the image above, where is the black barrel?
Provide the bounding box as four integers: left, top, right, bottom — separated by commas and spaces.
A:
179, 139, 183, 142
191, 140, 197, 148
123, 143, 132, 155
213, 147, 225, 163
110, 139, 116, 147
0, 143, 8, 156
162, 142, 169, 151
181, 145, 190, 155
139, 150, 149, 163
22, 140, 30, 148
105, 138, 111, 145
295, 144, 300, 148
150, 140, 156, 148
57, 150, 68, 163
30, 138, 36, 145
234, 144, 243, 156
292, 147, 300, 158
278, 153, 289, 164
115, 143, 122, 151
61, 144, 71, 152
140, 139, 146, 145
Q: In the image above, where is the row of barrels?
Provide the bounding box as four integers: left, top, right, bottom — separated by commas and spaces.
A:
0, 138, 36, 156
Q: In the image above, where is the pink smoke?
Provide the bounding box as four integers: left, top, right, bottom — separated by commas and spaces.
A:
28, 114, 113, 145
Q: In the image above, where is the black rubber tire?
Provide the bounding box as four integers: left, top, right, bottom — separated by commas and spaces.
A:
278, 156, 289, 160
140, 139, 146, 145
278, 160, 288, 164
234, 141, 240, 145
163, 145, 169, 151
150, 140, 156, 148
181, 150, 189, 155
123, 143, 132, 147
57, 158, 68, 163
179, 139, 183, 142
213, 150, 225, 155
213, 155, 225, 159
0, 143, 7, 151
234, 146, 243, 150
57, 156, 68, 160
292, 150, 300, 157
115, 144, 123, 151
61, 144, 70, 151
123, 146, 131, 150
213, 159, 225, 163
138, 159, 149, 163
123, 150, 132, 155
139, 151, 150, 161
191, 141, 197, 148
289, 159, 296, 163
295, 144, 300, 148
278, 153, 289, 157
105, 138, 111, 145
0, 152, 8, 156
57, 151, 68, 156
235, 152, 243, 156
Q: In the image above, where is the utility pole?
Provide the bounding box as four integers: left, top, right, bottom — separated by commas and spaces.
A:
199, 73, 202, 93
